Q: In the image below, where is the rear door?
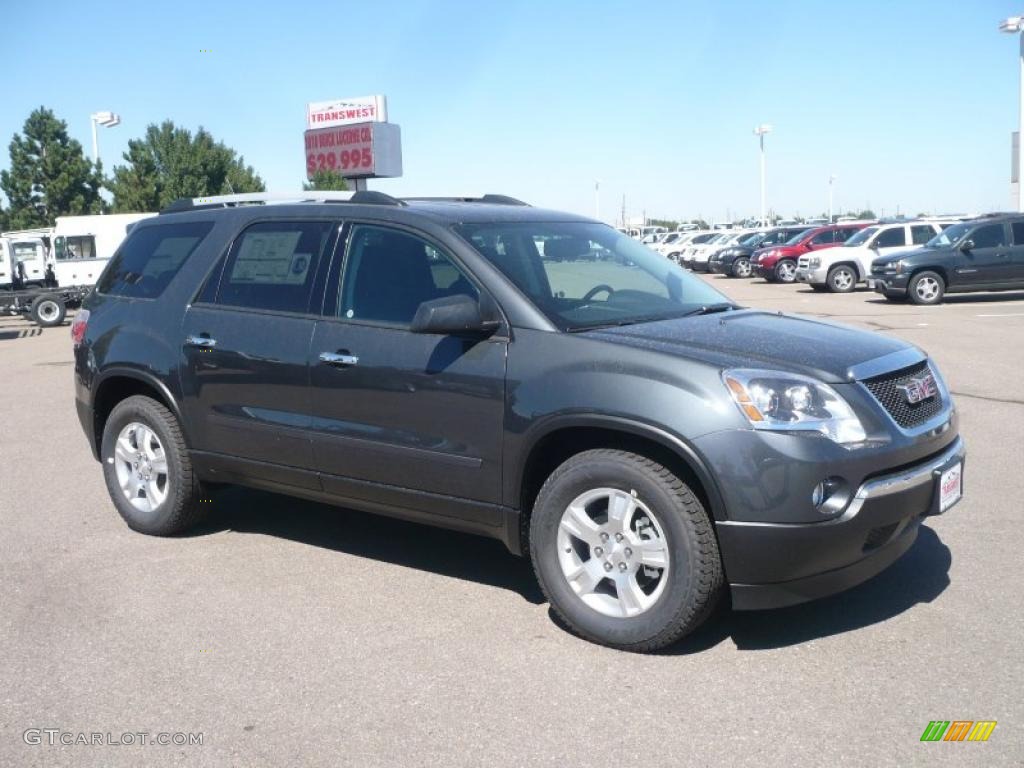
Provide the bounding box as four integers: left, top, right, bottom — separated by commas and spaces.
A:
1008, 220, 1024, 283
180, 219, 339, 488
872, 225, 909, 259
307, 222, 507, 512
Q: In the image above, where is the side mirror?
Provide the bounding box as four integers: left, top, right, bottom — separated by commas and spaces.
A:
410, 294, 499, 336
959, 239, 974, 252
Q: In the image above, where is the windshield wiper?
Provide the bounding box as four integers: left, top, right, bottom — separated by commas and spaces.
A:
679, 302, 737, 317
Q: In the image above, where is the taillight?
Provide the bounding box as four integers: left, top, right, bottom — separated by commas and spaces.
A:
71, 309, 90, 346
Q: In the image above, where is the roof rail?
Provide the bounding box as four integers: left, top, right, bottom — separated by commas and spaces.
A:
402, 194, 530, 206
159, 190, 404, 215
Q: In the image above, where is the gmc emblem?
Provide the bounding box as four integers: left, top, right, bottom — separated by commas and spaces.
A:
897, 372, 938, 405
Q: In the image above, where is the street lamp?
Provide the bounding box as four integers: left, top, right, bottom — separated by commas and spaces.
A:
90, 111, 121, 165
753, 124, 772, 224
594, 179, 601, 220
828, 174, 838, 223
1001, 16, 1024, 211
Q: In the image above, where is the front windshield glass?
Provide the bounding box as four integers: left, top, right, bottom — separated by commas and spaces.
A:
455, 221, 732, 331
783, 228, 814, 246
844, 226, 878, 247
925, 222, 970, 247
738, 232, 764, 246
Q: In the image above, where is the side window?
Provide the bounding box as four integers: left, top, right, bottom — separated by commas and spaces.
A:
56, 235, 96, 260
836, 228, 859, 243
339, 225, 478, 324
1011, 221, 1024, 245
809, 231, 834, 245
971, 224, 1007, 249
911, 225, 937, 245
97, 222, 214, 299
875, 228, 907, 248
216, 221, 334, 313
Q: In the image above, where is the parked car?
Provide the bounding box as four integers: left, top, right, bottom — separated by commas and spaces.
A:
870, 213, 1024, 304
668, 231, 716, 263
74, 191, 964, 652
652, 231, 690, 257
708, 226, 808, 277
684, 232, 742, 272
752, 223, 870, 283
796, 221, 947, 292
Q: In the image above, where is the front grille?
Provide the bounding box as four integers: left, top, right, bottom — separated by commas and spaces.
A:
862, 360, 945, 429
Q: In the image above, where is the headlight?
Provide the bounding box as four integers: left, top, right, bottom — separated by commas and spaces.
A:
723, 369, 867, 445
894, 260, 906, 274
808, 257, 821, 268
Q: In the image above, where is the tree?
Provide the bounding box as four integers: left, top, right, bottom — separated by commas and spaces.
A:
303, 169, 348, 191
856, 209, 876, 220
0, 107, 105, 229
109, 121, 264, 212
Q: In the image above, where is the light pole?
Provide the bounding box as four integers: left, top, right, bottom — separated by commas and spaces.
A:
1001, 16, 1024, 211
90, 111, 121, 165
594, 180, 601, 220
753, 124, 772, 224
828, 174, 837, 222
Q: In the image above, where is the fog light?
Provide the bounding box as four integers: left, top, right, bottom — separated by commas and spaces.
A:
812, 477, 849, 516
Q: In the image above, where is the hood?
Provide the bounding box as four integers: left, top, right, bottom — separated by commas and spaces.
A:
871, 246, 929, 267
583, 309, 915, 383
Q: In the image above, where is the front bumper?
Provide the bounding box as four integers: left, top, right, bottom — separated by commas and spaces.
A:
707, 258, 732, 274
869, 273, 909, 294
715, 435, 965, 610
795, 265, 827, 284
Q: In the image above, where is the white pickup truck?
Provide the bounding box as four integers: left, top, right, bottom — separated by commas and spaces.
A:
795, 221, 948, 292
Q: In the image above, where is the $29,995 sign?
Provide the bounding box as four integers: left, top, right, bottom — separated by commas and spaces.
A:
303, 122, 402, 179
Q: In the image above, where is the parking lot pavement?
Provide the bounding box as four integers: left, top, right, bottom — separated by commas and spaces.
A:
1, 281, 1022, 768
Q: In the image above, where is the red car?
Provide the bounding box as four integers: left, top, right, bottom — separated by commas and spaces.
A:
751, 223, 871, 283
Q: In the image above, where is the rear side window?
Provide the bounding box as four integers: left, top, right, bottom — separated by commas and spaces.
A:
1011, 221, 1024, 245
809, 230, 836, 245
875, 228, 907, 248
216, 221, 334, 314
911, 225, 936, 245
971, 224, 1007, 249
98, 222, 213, 298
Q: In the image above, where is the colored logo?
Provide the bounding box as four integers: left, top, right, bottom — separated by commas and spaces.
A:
920, 721, 997, 742
897, 372, 938, 404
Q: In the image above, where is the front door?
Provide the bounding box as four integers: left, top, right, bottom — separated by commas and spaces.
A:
180, 219, 339, 488
308, 223, 507, 513
953, 222, 1012, 288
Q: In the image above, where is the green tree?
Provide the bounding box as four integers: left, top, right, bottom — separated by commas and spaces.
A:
856, 209, 876, 220
303, 169, 348, 191
109, 121, 264, 212
0, 107, 106, 229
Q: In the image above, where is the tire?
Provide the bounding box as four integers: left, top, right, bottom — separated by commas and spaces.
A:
908, 270, 945, 305
774, 259, 797, 283
826, 265, 857, 293
731, 258, 752, 278
100, 395, 207, 536
30, 295, 66, 327
809, 284, 828, 292
528, 449, 723, 652
883, 291, 908, 303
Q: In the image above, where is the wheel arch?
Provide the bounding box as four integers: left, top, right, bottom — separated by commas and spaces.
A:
828, 260, 863, 280
513, 417, 728, 549
91, 369, 187, 457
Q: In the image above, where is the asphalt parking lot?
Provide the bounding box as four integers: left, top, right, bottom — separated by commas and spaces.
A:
2, 278, 1022, 767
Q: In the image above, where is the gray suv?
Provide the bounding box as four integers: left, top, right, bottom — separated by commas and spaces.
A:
73, 192, 965, 651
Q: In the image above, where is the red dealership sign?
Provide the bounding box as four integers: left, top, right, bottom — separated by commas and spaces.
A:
303, 122, 402, 179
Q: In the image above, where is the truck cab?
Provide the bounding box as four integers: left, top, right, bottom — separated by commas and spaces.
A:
0, 236, 49, 288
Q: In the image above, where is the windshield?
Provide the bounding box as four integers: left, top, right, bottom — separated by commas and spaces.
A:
783, 228, 814, 246
844, 226, 878, 247
925, 222, 970, 247
455, 221, 732, 331
738, 232, 764, 246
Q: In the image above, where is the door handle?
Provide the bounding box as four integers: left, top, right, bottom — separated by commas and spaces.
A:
319, 351, 359, 367
185, 334, 217, 348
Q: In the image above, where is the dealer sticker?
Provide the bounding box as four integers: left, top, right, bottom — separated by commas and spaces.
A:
939, 462, 962, 512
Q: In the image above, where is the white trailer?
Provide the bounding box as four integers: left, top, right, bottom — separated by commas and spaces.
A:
51, 212, 155, 288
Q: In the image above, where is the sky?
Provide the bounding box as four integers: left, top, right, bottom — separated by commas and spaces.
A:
0, 0, 1020, 224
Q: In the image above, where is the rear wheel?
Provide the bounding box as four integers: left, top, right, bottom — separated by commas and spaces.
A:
100, 395, 207, 535
774, 259, 797, 283
529, 449, 723, 652
827, 265, 857, 293
809, 284, 828, 292
30, 295, 66, 327
731, 258, 752, 278
908, 271, 944, 305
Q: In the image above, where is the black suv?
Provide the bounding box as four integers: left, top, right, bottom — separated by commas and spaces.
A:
871, 213, 1024, 304
707, 226, 808, 278
73, 192, 965, 652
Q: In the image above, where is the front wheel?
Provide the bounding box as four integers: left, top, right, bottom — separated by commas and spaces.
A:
101, 395, 208, 535
529, 449, 723, 652
731, 257, 752, 278
908, 271, 945, 305
30, 295, 66, 327
774, 259, 797, 283
827, 265, 857, 293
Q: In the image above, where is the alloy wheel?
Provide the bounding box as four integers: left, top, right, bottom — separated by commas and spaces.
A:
113, 422, 169, 514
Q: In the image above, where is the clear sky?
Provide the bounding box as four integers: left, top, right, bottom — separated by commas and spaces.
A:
1, 0, 1020, 223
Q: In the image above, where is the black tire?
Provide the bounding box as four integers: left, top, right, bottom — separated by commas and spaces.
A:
528, 449, 723, 652
908, 271, 945, 305
30, 294, 66, 327
883, 290, 908, 302
809, 284, 828, 292
731, 257, 752, 278
100, 395, 207, 536
826, 265, 857, 293
773, 259, 797, 283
